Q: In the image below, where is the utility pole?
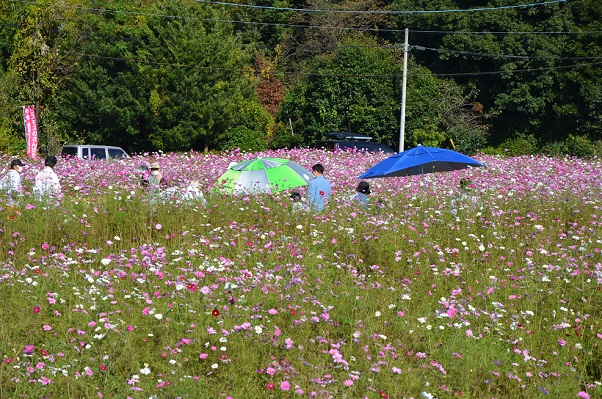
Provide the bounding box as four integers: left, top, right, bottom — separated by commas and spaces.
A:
398, 28, 409, 153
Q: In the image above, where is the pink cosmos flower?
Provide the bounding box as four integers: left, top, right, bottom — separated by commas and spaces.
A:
280, 381, 290, 391
577, 392, 590, 399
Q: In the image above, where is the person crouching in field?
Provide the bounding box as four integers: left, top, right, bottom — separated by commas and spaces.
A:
350, 181, 371, 207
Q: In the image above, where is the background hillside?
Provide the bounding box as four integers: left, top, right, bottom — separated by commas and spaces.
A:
0, 0, 600, 155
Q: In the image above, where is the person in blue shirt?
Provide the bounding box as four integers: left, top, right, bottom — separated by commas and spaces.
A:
351, 181, 370, 207
307, 163, 332, 212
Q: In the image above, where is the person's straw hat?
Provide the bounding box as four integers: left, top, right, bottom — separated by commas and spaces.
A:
149, 162, 160, 170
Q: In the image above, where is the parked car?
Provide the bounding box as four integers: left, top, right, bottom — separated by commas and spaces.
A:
312, 132, 396, 154
60, 145, 129, 160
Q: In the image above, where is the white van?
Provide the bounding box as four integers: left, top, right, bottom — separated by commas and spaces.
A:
61, 145, 129, 160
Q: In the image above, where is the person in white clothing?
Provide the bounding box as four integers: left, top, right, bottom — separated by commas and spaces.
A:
160, 179, 206, 206
34, 156, 61, 200
0, 159, 24, 199
180, 180, 206, 204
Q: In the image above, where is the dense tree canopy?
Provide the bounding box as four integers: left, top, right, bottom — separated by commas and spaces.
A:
392, 0, 602, 145
0, 0, 599, 154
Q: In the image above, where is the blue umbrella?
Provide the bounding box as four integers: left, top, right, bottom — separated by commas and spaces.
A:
359, 146, 485, 179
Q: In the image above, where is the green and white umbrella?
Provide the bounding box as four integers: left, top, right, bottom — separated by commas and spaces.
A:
212, 157, 312, 195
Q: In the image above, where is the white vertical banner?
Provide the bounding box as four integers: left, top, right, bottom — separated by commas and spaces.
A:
23, 105, 38, 157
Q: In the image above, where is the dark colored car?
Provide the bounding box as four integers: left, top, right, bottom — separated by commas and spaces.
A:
312, 132, 396, 154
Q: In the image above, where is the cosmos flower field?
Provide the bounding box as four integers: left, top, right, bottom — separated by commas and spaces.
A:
0, 148, 601, 399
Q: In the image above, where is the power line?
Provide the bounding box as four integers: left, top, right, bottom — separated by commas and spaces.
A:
195, 0, 569, 15
414, 45, 602, 61
10, 0, 572, 19
70, 51, 602, 78
8, 0, 597, 35
410, 30, 602, 35
430, 61, 602, 77
2, 34, 599, 64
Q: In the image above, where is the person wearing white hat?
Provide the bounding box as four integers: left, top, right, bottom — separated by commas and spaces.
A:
147, 162, 163, 187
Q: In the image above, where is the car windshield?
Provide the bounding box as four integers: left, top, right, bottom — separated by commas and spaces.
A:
108, 148, 126, 159
90, 148, 107, 159
61, 147, 77, 157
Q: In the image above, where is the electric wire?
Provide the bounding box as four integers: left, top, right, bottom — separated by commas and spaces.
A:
9, 0, 574, 19
194, 0, 568, 14
7, 0, 599, 35
415, 46, 602, 61
68, 51, 602, 78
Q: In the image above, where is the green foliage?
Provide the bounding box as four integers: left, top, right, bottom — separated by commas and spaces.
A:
217, 99, 274, 152
269, 123, 306, 149
218, 126, 268, 152
0, 118, 26, 155
391, 0, 602, 147
53, 0, 258, 152
499, 133, 540, 156
564, 134, 595, 158
279, 34, 489, 151
411, 123, 445, 147
5, 0, 84, 151
279, 34, 402, 147
545, 134, 597, 158
0, 70, 26, 154
0, 0, 600, 155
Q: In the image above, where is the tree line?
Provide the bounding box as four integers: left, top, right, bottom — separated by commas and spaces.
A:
0, 0, 600, 155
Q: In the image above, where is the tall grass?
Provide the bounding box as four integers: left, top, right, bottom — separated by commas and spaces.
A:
0, 150, 601, 399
